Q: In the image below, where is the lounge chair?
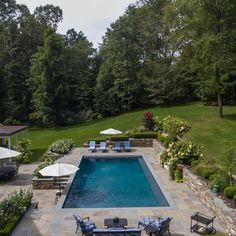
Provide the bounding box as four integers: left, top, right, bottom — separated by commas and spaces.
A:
124, 141, 131, 152
138, 217, 172, 236
99, 142, 107, 152
73, 214, 96, 234
114, 141, 121, 152
93, 228, 141, 236
89, 141, 96, 152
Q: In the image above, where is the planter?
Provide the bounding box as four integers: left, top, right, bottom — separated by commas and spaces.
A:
212, 184, 220, 193
164, 162, 170, 171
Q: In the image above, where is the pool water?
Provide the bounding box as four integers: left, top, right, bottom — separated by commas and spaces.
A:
63, 156, 169, 208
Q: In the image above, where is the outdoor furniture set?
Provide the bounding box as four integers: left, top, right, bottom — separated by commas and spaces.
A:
89, 140, 132, 152
73, 215, 172, 236
0, 164, 18, 182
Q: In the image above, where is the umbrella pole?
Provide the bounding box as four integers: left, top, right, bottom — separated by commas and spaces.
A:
59, 176, 61, 191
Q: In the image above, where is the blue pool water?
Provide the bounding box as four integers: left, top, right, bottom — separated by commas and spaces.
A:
63, 156, 169, 208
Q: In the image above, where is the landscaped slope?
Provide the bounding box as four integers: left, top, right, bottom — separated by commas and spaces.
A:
29, 103, 236, 161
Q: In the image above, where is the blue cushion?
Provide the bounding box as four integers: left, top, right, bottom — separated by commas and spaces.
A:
139, 217, 155, 226
85, 220, 96, 230
151, 221, 161, 230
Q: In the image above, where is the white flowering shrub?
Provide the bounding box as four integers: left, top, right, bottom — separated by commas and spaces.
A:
162, 115, 190, 138
49, 139, 74, 154
0, 189, 32, 229
160, 141, 203, 180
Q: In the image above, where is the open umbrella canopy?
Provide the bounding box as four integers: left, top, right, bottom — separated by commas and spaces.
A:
100, 128, 122, 135
39, 162, 79, 177
0, 147, 21, 160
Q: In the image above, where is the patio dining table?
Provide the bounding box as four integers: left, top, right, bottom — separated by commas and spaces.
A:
104, 218, 128, 228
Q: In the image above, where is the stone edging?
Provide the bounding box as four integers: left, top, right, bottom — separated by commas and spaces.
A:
183, 166, 236, 235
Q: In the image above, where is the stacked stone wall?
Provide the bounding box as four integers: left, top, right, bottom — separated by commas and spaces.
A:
32, 177, 54, 189
183, 167, 236, 235
130, 139, 153, 147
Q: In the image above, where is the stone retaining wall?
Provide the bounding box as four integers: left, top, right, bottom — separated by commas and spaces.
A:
32, 176, 55, 189
183, 166, 236, 235
130, 139, 153, 147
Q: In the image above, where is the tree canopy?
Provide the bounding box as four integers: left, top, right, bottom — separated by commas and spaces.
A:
0, 0, 236, 126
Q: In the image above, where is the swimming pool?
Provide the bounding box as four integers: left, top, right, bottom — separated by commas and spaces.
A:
63, 156, 169, 208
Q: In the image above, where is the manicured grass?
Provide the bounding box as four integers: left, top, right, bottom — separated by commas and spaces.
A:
29, 103, 236, 162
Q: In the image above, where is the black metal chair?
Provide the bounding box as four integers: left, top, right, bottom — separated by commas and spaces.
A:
73, 214, 96, 235
139, 217, 172, 236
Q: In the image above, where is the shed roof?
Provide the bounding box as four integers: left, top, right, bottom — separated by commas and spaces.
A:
0, 126, 28, 137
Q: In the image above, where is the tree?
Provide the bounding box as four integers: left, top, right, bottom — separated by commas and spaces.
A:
29, 29, 66, 126
33, 4, 63, 29
185, 0, 236, 117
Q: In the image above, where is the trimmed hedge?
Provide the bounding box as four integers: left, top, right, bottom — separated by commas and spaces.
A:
130, 132, 157, 139
110, 134, 129, 141
193, 164, 218, 179
88, 136, 107, 143
224, 186, 236, 199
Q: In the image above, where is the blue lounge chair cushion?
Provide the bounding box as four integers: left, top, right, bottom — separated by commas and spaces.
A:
114, 141, 121, 151
89, 141, 96, 151
124, 141, 131, 151
99, 142, 106, 151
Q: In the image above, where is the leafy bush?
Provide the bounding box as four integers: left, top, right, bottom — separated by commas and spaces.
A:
193, 164, 219, 179
191, 160, 201, 169
153, 116, 163, 132
16, 138, 32, 164
210, 172, 230, 192
162, 141, 203, 164
33, 157, 54, 177
110, 134, 129, 141
224, 186, 236, 199
233, 194, 236, 202
3, 116, 21, 125
175, 168, 183, 183
162, 115, 190, 139
168, 158, 179, 180
131, 132, 157, 139
48, 139, 74, 154
143, 111, 154, 130
126, 126, 146, 134
0, 215, 21, 236
156, 132, 173, 147
0, 189, 32, 231
90, 112, 103, 120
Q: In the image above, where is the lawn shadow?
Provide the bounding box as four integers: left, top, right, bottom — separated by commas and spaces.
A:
31, 148, 47, 162
223, 113, 236, 121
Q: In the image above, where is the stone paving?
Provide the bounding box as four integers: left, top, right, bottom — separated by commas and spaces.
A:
0, 141, 226, 236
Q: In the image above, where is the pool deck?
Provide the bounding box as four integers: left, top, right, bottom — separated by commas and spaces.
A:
1, 141, 225, 235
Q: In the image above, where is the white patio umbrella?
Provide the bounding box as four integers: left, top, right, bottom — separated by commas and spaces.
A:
0, 147, 21, 160
100, 128, 122, 135
39, 162, 79, 190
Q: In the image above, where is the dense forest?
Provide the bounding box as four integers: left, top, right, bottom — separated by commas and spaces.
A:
0, 0, 236, 126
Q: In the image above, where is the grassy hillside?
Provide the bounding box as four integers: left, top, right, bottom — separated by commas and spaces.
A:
29, 103, 236, 162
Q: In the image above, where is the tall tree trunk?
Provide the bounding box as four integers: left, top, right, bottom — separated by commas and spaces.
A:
218, 93, 223, 118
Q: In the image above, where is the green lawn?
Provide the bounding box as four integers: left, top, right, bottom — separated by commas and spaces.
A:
29, 103, 236, 162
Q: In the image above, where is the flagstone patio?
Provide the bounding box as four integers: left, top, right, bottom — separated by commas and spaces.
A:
0, 141, 226, 236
